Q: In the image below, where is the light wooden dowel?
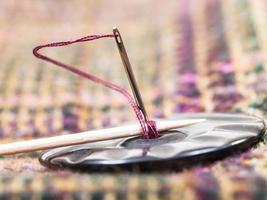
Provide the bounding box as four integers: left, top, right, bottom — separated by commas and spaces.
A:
0, 119, 205, 155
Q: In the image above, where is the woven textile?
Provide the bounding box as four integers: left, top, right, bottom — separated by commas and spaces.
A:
0, 0, 267, 199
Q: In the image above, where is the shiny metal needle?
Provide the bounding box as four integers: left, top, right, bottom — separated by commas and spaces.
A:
113, 27, 149, 121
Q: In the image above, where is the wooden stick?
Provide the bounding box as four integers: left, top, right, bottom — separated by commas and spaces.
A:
0, 119, 205, 155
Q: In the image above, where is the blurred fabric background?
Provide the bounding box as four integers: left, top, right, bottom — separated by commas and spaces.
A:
0, 0, 267, 199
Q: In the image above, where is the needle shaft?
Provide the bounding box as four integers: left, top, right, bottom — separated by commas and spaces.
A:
113, 27, 149, 121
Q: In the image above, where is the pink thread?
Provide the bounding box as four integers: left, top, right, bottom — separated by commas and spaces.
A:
33, 34, 158, 139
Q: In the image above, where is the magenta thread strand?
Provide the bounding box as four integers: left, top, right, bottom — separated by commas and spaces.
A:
33, 34, 158, 139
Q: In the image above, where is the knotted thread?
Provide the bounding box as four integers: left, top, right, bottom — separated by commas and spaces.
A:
33, 34, 158, 139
